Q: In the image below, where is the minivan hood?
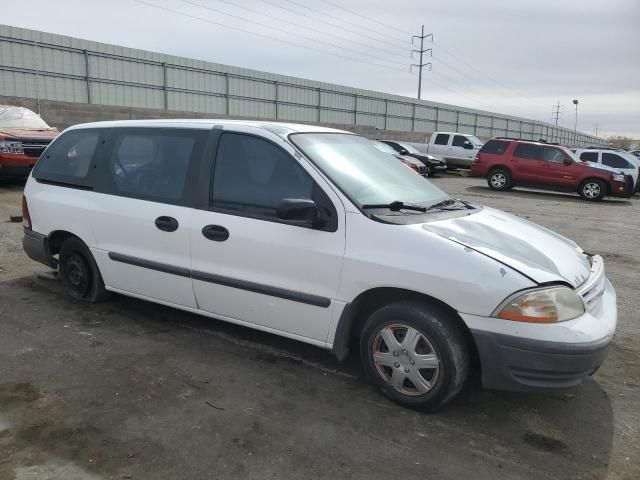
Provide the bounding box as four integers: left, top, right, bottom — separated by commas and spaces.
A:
423, 207, 591, 287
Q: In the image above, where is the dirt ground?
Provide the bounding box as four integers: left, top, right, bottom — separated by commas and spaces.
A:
0, 174, 638, 480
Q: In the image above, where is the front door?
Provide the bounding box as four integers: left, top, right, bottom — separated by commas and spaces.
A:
190, 130, 345, 344
538, 146, 576, 188
90, 127, 208, 308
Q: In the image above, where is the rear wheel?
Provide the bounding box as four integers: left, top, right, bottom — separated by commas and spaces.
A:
360, 301, 470, 411
487, 168, 512, 191
579, 179, 606, 201
59, 237, 110, 302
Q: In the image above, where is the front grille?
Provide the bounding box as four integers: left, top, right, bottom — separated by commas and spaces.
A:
577, 255, 606, 311
22, 143, 48, 158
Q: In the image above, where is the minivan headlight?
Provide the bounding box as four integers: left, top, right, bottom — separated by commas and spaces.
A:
493, 286, 585, 323
0, 141, 24, 154
612, 174, 625, 182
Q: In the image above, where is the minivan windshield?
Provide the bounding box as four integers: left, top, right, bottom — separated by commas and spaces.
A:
291, 133, 449, 208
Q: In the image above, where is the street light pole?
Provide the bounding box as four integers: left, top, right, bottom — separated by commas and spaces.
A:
572, 99, 579, 132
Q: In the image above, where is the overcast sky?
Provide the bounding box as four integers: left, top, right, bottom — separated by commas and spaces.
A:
5, 0, 640, 137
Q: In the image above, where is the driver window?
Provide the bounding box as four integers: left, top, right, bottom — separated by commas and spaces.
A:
211, 133, 314, 218
542, 147, 566, 164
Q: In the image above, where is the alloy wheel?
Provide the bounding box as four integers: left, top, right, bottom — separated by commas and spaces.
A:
583, 182, 601, 198
490, 172, 506, 188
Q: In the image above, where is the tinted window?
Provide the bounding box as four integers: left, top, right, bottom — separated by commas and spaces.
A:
452, 135, 468, 147
110, 131, 197, 200
602, 153, 633, 169
34, 130, 99, 179
434, 134, 449, 145
212, 133, 314, 218
513, 143, 541, 160
542, 147, 566, 163
480, 140, 508, 155
580, 152, 598, 162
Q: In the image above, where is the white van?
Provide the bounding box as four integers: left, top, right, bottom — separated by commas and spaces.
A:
574, 148, 640, 193
22, 120, 617, 411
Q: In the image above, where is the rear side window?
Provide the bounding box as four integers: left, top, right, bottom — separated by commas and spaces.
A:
212, 133, 314, 218
452, 135, 468, 147
434, 134, 450, 145
104, 128, 206, 203
513, 143, 541, 160
34, 130, 100, 184
579, 152, 598, 162
542, 147, 566, 163
480, 140, 508, 155
602, 153, 633, 169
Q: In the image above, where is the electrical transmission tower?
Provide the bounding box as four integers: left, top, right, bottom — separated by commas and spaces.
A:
551, 101, 563, 126
411, 25, 432, 100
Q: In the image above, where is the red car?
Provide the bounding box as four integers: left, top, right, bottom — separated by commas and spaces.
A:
0, 106, 58, 178
470, 138, 631, 201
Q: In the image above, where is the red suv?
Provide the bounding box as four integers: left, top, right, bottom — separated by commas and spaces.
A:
0, 105, 58, 178
470, 138, 631, 201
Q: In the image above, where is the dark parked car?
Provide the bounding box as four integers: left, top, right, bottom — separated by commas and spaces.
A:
372, 141, 428, 176
380, 140, 447, 176
470, 138, 632, 201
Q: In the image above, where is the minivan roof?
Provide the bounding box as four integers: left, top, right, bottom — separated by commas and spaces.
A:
65, 119, 351, 136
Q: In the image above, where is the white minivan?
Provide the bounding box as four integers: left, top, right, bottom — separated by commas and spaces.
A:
23, 120, 617, 411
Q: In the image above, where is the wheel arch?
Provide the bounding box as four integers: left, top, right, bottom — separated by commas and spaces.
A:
331, 287, 479, 367
487, 165, 512, 176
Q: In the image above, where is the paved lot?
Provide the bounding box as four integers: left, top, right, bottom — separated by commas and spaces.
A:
0, 175, 638, 480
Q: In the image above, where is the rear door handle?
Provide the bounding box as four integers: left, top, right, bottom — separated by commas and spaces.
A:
155, 216, 179, 232
202, 224, 229, 242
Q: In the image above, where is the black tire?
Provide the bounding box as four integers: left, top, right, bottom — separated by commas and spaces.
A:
59, 237, 110, 302
579, 179, 606, 201
360, 301, 470, 412
487, 168, 512, 191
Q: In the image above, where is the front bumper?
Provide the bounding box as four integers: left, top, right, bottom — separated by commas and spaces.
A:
462, 271, 617, 391
0, 163, 34, 177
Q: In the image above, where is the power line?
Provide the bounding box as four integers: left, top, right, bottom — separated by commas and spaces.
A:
178, 0, 409, 68
318, 0, 409, 42
270, 0, 409, 50
432, 40, 543, 112
209, 0, 407, 59
131, 0, 410, 73
410, 25, 432, 100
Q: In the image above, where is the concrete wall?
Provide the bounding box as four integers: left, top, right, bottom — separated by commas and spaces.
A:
0, 95, 428, 143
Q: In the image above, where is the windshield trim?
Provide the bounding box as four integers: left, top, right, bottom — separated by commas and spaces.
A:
287, 132, 450, 222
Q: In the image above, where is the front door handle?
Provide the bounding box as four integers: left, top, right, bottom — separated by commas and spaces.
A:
202, 224, 229, 242
155, 216, 179, 232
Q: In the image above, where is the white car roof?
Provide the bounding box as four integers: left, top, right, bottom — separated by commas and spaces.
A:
65, 119, 352, 136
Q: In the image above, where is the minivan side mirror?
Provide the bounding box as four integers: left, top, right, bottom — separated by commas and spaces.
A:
563, 158, 573, 165
276, 198, 323, 227
463, 142, 474, 150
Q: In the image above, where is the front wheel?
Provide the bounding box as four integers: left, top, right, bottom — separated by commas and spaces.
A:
579, 179, 606, 201
360, 302, 470, 411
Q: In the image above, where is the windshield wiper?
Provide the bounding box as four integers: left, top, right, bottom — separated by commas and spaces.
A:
424, 199, 456, 211
361, 200, 427, 212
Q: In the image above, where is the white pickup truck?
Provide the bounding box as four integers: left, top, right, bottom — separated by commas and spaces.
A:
424, 132, 484, 168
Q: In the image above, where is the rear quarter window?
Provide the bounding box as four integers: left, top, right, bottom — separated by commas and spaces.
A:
33, 129, 103, 187
480, 140, 509, 155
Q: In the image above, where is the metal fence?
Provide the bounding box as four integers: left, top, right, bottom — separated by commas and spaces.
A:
0, 24, 606, 147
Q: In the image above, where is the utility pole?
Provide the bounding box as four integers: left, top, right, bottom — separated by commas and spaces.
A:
411, 25, 432, 100
595, 121, 599, 137
551, 101, 563, 126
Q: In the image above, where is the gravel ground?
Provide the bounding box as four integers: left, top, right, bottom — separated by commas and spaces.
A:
0, 174, 638, 480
